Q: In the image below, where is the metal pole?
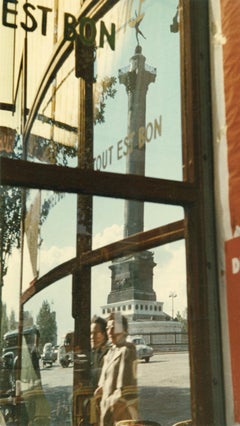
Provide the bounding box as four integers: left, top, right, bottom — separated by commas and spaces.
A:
169, 291, 177, 319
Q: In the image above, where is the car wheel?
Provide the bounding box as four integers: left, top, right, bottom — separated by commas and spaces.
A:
145, 357, 150, 363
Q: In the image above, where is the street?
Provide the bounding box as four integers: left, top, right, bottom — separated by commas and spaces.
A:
137, 352, 191, 426
39, 352, 191, 426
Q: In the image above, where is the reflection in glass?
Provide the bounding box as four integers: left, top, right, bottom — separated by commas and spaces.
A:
28, 50, 79, 168
20, 190, 77, 290
94, 0, 182, 180
93, 196, 184, 251
91, 240, 190, 425
21, 278, 74, 424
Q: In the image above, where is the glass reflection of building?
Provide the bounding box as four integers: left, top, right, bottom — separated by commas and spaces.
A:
102, 43, 180, 335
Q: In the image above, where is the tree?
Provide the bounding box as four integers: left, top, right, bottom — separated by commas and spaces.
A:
94, 76, 117, 124
1, 303, 9, 342
36, 300, 57, 351
9, 309, 18, 330
176, 309, 188, 332
23, 310, 34, 328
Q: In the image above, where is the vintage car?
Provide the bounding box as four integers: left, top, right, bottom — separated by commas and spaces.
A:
41, 343, 54, 367
1, 326, 41, 389
58, 345, 74, 368
127, 335, 154, 363
58, 332, 74, 368
0, 352, 15, 396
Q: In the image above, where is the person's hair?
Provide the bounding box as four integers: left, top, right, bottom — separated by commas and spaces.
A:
91, 316, 107, 335
107, 312, 128, 332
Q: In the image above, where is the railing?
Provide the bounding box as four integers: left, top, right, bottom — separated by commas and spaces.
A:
140, 332, 188, 350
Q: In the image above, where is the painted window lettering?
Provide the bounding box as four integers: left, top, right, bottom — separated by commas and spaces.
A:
2, 0, 115, 47
2, 0, 52, 35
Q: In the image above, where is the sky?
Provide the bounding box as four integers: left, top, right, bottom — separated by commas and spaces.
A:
1, 0, 187, 343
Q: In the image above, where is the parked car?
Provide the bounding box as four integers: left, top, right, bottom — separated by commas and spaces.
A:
0, 352, 15, 396
127, 335, 154, 363
41, 343, 54, 367
1, 326, 41, 394
59, 332, 74, 368
58, 345, 73, 368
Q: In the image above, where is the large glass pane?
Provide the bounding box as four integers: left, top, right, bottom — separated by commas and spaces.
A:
94, 0, 182, 180
0, 1, 188, 424
91, 241, 191, 426
2, 0, 181, 179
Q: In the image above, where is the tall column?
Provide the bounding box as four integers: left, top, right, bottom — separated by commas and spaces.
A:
119, 45, 156, 237
107, 46, 157, 306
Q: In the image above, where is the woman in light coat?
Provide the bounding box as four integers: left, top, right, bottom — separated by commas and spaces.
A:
94, 313, 138, 426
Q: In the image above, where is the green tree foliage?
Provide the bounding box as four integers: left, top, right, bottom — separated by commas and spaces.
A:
23, 310, 34, 328
0, 303, 9, 337
176, 309, 188, 332
36, 300, 57, 350
0, 186, 22, 283
94, 76, 117, 124
9, 309, 18, 330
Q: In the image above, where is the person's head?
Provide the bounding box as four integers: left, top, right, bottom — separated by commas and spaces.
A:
90, 316, 108, 349
106, 312, 128, 345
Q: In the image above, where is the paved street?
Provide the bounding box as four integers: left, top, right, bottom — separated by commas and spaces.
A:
39, 351, 191, 426
137, 352, 191, 426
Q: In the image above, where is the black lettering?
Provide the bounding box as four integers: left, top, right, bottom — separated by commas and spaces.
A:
2, 0, 17, 29
64, 12, 77, 41
79, 17, 96, 46
21, 3, 37, 32
37, 5, 52, 36
99, 21, 115, 50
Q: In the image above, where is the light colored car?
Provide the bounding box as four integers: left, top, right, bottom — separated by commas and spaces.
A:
41, 342, 54, 367
127, 335, 154, 363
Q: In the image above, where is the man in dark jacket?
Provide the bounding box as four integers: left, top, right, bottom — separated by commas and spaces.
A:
90, 316, 109, 388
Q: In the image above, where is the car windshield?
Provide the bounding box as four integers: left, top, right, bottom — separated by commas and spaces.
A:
44, 344, 52, 350
133, 339, 145, 345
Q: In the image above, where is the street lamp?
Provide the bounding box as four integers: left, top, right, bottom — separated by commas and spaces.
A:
169, 291, 177, 319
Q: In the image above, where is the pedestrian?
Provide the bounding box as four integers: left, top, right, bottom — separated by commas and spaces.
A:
89, 316, 110, 425
94, 312, 138, 426
90, 316, 109, 388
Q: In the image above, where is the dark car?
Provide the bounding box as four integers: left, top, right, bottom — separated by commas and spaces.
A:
41, 343, 54, 367
52, 345, 59, 363
1, 326, 41, 393
0, 352, 15, 396
58, 345, 73, 368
